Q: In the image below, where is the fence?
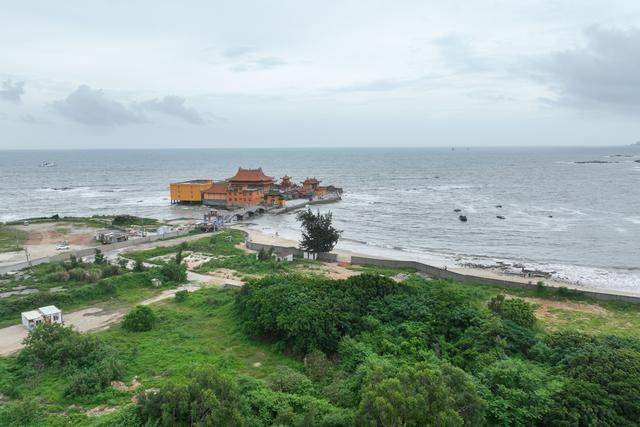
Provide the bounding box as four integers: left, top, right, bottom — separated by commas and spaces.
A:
245, 241, 338, 262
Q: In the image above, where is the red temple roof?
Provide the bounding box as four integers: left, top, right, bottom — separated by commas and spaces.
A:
227, 167, 274, 183
202, 181, 228, 194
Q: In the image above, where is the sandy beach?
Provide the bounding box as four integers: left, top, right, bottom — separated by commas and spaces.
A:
232, 224, 621, 295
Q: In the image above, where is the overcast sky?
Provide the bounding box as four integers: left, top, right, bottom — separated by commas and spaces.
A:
1, 0, 640, 149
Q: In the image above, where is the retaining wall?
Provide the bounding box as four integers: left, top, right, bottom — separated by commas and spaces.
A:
350, 255, 640, 303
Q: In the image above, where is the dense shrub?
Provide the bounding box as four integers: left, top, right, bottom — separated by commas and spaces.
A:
122, 305, 156, 332
137, 368, 245, 426
133, 259, 146, 272
479, 358, 561, 425
236, 273, 403, 354
357, 362, 486, 426
488, 294, 536, 327
17, 323, 123, 396
160, 260, 187, 283
0, 399, 43, 427
267, 366, 314, 395
174, 289, 189, 302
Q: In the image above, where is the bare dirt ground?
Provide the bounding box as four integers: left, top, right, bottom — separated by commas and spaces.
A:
295, 262, 358, 280
0, 222, 98, 265
85, 405, 118, 417
524, 296, 608, 322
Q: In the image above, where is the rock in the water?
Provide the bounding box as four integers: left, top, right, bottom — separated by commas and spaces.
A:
454, 208, 462, 213
548, 215, 553, 218
496, 215, 506, 220
574, 160, 617, 164
459, 215, 468, 222
496, 205, 502, 208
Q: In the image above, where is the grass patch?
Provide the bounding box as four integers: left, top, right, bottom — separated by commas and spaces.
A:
0, 225, 27, 253
126, 229, 304, 276
0, 287, 302, 426
0, 259, 175, 327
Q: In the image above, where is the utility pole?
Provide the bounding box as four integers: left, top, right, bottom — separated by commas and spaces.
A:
24, 247, 32, 268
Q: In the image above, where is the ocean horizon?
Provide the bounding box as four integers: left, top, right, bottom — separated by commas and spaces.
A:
1, 146, 639, 293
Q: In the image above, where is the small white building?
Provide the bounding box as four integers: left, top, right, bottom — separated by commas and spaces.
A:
274, 252, 294, 262
303, 251, 318, 260
21, 305, 64, 331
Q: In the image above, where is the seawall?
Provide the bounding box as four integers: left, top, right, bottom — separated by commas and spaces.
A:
245, 241, 640, 304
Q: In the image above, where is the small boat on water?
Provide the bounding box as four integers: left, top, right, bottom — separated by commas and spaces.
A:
39, 161, 56, 167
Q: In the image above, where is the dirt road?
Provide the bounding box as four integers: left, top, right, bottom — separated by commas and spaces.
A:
0, 271, 240, 357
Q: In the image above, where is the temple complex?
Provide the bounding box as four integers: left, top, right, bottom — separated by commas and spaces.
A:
171, 167, 341, 208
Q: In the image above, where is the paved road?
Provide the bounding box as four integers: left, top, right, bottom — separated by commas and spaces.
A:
0, 229, 210, 275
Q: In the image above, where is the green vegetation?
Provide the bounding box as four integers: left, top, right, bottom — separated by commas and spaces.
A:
235, 274, 640, 425
297, 208, 342, 253
174, 289, 189, 302
19, 323, 123, 397
126, 229, 307, 277
2, 242, 640, 426
110, 215, 162, 228
0, 256, 185, 327
122, 306, 156, 332
488, 293, 537, 327
0, 273, 639, 425
0, 225, 27, 253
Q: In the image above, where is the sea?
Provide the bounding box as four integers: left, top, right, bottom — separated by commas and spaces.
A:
1, 147, 639, 293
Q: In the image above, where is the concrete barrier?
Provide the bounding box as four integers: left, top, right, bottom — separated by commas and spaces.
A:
349, 255, 640, 303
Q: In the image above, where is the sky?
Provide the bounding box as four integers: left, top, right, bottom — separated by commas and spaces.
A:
1, 0, 640, 149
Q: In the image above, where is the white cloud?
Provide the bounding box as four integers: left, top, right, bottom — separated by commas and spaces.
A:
51, 85, 144, 126
138, 95, 207, 125
534, 26, 640, 113
0, 80, 25, 104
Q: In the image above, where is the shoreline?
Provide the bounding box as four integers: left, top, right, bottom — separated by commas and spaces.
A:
233, 223, 640, 298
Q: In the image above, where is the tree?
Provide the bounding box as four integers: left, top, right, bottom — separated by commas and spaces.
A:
93, 248, 106, 265
133, 259, 146, 272
160, 260, 187, 283
175, 290, 189, 302
137, 367, 245, 426
175, 242, 187, 264
297, 208, 342, 253
356, 362, 485, 426
122, 305, 156, 332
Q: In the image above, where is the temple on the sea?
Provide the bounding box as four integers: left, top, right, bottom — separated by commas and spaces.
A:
171, 167, 339, 207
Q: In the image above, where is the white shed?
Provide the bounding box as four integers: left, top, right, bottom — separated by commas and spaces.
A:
21, 310, 43, 331
21, 305, 64, 331
303, 251, 318, 260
